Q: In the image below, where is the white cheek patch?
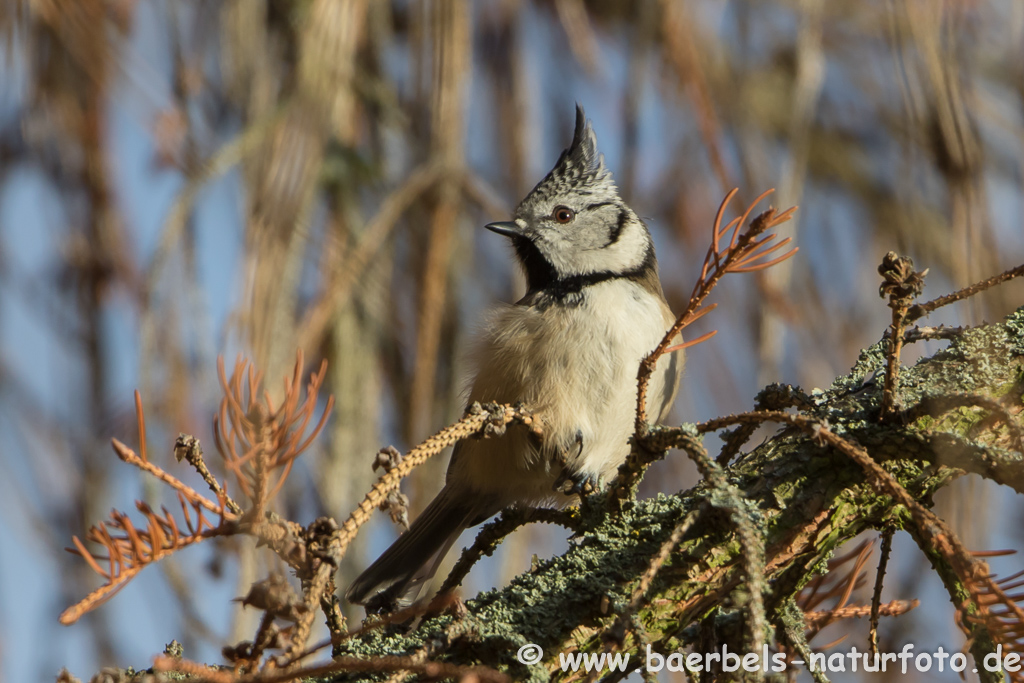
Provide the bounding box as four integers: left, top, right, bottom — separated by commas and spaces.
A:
539, 231, 581, 277
581, 218, 648, 274
535, 216, 649, 278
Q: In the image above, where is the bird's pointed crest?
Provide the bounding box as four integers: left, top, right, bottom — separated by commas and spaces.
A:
559, 104, 610, 184
516, 104, 616, 212
566, 104, 605, 177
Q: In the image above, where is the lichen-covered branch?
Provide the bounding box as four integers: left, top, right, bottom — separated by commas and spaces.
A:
331, 308, 1024, 682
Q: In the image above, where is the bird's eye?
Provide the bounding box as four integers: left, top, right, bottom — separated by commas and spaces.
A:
553, 206, 575, 224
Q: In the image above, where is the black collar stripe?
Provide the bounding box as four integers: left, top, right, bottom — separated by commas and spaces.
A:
516, 242, 658, 305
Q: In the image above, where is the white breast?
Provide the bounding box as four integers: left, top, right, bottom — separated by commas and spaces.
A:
447, 280, 680, 505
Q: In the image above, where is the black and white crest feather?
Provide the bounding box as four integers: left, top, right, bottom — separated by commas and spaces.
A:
565, 104, 608, 182
523, 105, 615, 206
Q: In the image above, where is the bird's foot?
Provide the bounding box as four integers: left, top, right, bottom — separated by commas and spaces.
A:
553, 430, 598, 495
553, 470, 602, 497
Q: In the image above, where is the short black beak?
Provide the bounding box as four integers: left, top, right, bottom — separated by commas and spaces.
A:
485, 221, 522, 237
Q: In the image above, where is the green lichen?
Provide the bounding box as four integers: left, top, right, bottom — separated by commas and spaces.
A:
1005, 306, 1024, 354
323, 310, 1024, 682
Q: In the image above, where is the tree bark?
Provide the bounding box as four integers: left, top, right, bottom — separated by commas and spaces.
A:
332, 306, 1024, 682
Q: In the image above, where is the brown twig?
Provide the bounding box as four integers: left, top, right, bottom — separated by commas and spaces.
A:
285, 562, 332, 660
592, 507, 703, 665
60, 389, 242, 625
634, 188, 797, 434
698, 407, 1000, 645
798, 540, 872, 615
438, 506, 580, 595
328, 402, 531, 568
869, 529, 894, 657
214, 351, 334, 506
111, 438, 227, 516
805, 599, 918, 630
175, 434, 243, 516
907, 262, 1024, 323
60, 493, 234, 625
61, 352, 332, 628
877, 251, 928, 419
224, 611, 280, 672
799, 541, 874, 643
961, 568, 1024, 683
111, 393, 228, 515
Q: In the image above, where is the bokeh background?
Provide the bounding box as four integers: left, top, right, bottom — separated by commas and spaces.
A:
1, 1, 1023, 681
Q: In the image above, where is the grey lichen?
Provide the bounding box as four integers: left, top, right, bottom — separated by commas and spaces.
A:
328, 308, 1024, 682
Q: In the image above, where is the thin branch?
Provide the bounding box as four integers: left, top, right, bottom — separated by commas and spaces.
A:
328, 402, 533, 568
671, 432, 765, 657
634, 188, 797, 434
801, 542, 874, 643
903, 324, 970, 344
112, 440, 227, 518
60, 497, 234, 625
877, 251, 927, 419
869, 529, 894, 657
805, 599, 918, 630
174, 434, 242, 516
438, 507, 580, 595
907, 262, 1024, 323
214, 351, 334, 509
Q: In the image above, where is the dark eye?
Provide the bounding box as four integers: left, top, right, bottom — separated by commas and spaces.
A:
553, 206, 575, 224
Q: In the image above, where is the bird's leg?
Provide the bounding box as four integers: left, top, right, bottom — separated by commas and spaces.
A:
553, 431, 599, 496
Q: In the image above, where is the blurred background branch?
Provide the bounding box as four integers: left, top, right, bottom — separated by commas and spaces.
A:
1, 1, 1023, 680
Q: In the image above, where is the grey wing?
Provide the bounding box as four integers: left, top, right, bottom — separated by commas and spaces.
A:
648, 308, 685, 424
651, 348, 683, 423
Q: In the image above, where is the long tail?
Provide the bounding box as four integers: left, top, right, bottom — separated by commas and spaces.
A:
345, 485, 489, 607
